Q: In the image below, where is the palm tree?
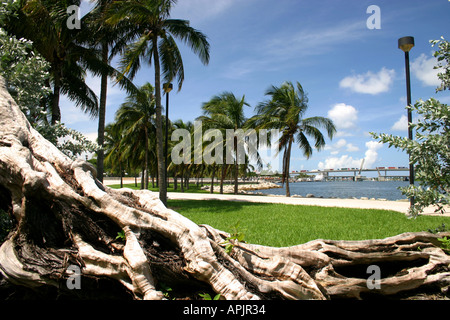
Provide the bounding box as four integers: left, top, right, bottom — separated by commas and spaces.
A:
104, 123, 125, 188
105, 0, 210, 205
198, 92, 250, 195
170, 119, 194, 192
2, 0, 100, 124
114, 83, 156, 190
250, 81, 336, 197
85, 0, 140, 183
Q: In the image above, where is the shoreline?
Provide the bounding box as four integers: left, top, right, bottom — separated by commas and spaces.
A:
102, 179, 449, 216
200, 181, 282, 193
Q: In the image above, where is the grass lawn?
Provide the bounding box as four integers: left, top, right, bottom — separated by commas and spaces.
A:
167, 199, 450, 247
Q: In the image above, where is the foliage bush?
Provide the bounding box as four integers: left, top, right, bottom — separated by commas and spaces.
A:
0, 28, 97, 159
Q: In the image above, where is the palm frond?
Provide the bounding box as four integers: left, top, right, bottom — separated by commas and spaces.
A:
164, 18, 210, 66
119, 34, 152, 79
159, 34, 184, 90
60, 71, 99, 118
295, 131, 314, 159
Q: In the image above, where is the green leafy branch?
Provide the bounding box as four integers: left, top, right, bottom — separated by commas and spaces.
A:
198, 293, 221, 300
222, 221, 246, 255
438, 236, 450, 254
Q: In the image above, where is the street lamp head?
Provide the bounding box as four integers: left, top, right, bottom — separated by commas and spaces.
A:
398, 36, 415, 53
163, 83, 173, 93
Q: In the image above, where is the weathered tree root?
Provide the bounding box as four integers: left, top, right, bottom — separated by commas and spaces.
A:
0, 77, 449, 300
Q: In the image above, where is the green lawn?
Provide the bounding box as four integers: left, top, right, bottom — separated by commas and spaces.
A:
167, 199, 450, 247
107, 184, 450, 247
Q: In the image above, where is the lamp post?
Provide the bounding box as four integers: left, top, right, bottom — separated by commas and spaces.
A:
398, 36, 415, 209
163, 83, 173, 188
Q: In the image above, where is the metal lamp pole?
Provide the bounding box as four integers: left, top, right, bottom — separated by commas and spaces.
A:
398, 36, 415, 209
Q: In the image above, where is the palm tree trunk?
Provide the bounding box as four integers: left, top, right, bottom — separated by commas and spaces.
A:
97, 43, 109, 183
281, 147, 287, 187
152, 38, 167, 205
141, 164, 145, 190
185, 168, 190, 190
210, 165, 216, 193
285, 137, 293, 197
180, 165, 184, 193
120, 160, 123, 189
174, 173, 178, 190
144, 128, 149, 190
220, 164, 225, 194
234, 138, 239, 194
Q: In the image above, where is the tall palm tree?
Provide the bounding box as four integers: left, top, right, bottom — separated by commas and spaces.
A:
105, 0, 210, 205
250, 81, 336, 197
86, 0, 140, 183
104, 123, 125, 188
170, 119, 194, 192
198, 92, 250, 195
114, 83, 156, 190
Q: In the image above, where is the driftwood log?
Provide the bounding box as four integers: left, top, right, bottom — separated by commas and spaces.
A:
0, 77, 449, 300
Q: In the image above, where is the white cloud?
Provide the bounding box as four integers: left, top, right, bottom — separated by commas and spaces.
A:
335, 139, 347, 149
318, 141, 381, 170
346, 143, 359, 152
364, 141, 383, 169
327, 103, 358, 130
82, 132, 98, 143
335, 131, 354, 138
325, 138, 359, 155
339, 67, 395, 95
391, 115, 408, 131
411, 53, 440, 87
318, 155, 361, 170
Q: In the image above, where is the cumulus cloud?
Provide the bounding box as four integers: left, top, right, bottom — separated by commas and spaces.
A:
325, 138, 360, 155
318, 141, 382, 170
391, 115, 408, 131
411, 53, 440, 87
327, 103, 358, 130
346, 143, 359, 152
318, 155, 361, 170
339, 67, 395, 95
335, 139, 348, 149
364, 141, 383, 169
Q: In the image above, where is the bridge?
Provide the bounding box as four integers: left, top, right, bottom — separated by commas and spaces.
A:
290, 167, 410, 181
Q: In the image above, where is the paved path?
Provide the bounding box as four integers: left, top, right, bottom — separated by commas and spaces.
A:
103, 179, 449, 216
167, 192, 450, 216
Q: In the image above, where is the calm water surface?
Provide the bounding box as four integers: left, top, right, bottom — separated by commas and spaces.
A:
254, 181, 409, 201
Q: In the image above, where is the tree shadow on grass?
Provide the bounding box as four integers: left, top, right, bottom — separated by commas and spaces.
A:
167, 199, 265, 214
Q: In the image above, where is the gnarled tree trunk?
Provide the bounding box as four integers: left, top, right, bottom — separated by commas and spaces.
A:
0, 77, 449, 300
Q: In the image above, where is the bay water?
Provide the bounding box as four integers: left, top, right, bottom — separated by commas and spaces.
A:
254, 181, 409, 201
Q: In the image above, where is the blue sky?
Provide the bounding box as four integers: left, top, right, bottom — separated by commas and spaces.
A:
65, 0, 450, 172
